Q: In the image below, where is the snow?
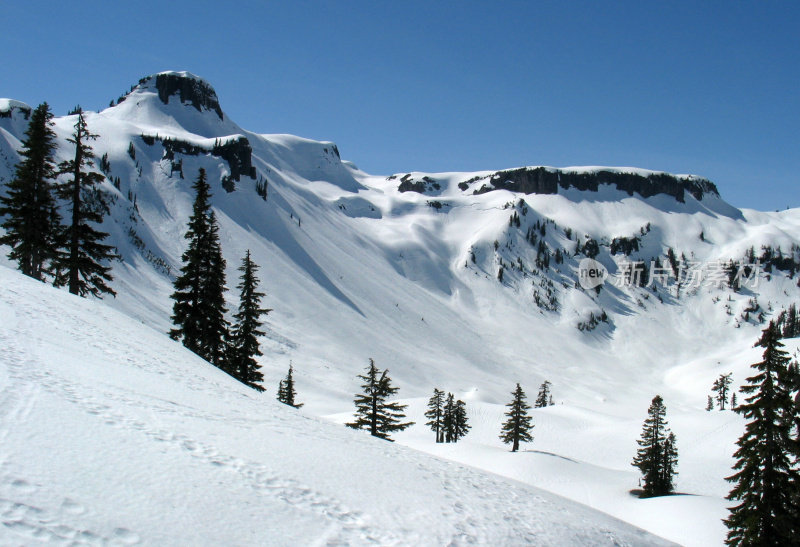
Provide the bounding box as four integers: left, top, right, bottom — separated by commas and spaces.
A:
1, 71, 799, 545
0, 99, 32, 113
0, 266, 671, 546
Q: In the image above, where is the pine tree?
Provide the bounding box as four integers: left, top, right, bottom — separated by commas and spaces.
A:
712, 373, 733, 410
730, 392, 737, 410
632, 395, 678, 497
170, 168, 229, 367
724, 323, 800, 545
346, 359, 414, 441
452, 399, 471, 441
500, 383, 534, 452
277, 363, 302, 408
229, 250, 269, 390
52, 109, 117, 297
706, 395, 714, 411
425, 388, 445, 443
0, 102, 61, 281
535, 380, 553, 408
443, 392, 456, 443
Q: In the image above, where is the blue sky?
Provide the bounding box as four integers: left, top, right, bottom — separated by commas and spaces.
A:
3, 1, 798, 210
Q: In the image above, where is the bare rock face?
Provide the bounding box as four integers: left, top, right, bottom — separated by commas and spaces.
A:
136, 72, 224, 120
463, 167, 719, 203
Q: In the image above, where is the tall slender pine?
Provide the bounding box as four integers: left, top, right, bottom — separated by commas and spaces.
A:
632, 395, 678, 497
425, 388, 445, 442
53, 109, 117, 297
535, 380, 553, 408
500, 383, 534, 452
0, 102, 61, 281
724, 323, 799, 545
170, 168, 228, 368
229, 250, 269, 390
277, 363, 303, 408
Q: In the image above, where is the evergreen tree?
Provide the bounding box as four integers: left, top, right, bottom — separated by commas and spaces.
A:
730, 392, 737, 410
632, 395, 678, 497
53, 109, 117, 297
452, 399, 471, 441
499, 383, 534, 452
424, 388, 445, 443
346, 359, 413, 441
229, 250, 269, 390
712, 373, 733, 410
443, 392, 456, 443
277, 363, 302, 408
724, 323, 800, 545
535, 380, 553, 408
0, 102, 61, 280
170, 168, 228, 367
706, 395, 714, 411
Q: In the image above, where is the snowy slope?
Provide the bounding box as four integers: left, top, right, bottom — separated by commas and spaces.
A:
1, 71, 800, 545
0, 265, 672, 546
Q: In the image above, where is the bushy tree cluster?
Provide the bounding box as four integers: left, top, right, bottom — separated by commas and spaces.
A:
425, 389, 470, 443
1, 104, 116, 297
711, 373, 733, 410
535, 380, 554, 408
170, 169, 269, 390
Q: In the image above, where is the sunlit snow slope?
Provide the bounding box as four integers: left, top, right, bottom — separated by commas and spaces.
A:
2, 72, 800, 546
0, 266, 672, 546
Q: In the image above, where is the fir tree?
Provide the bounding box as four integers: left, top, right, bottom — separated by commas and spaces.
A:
730, 392, 737, 410
535, 380, 553, 408
443, 392, 456, 443
229, 250, 269, 390
706, 395, 714, 411
346, 359, 413, 441
712, 373, 733, 410
277, 363, 302, 408
500, 383, 534, 452
724, 323, 800, 545
0, 102, 61, 281
170, 168, 229, 367
53, 109, 117, 297
632, 395, 678, 497
452, 399, 471, 441
425, 388, 445, 443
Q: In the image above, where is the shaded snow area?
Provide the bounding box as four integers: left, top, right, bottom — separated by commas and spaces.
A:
0, 268, 670, 546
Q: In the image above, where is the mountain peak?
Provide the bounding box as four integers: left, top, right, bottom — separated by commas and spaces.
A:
133, 71, 223, 120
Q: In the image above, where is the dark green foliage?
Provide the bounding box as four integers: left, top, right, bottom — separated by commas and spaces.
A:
442, 393, 456, 443
277, 364, 302, 408
229, 250, 269, 390
632, 395, 678, 497
425, 388, 445, 443
0, 103, 61, 281
535, 380, 553, 408
170, 168, 229, 368
724, 323, 800, 545
706, 395, 714, 411
346, 359, 413, 441
451, 398, 470, 441
53, 110, 117, 297
712, 373, 733, 410
500, 383, 534, 452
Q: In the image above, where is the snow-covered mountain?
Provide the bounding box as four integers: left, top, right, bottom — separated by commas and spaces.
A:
2, 71, 799, 545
